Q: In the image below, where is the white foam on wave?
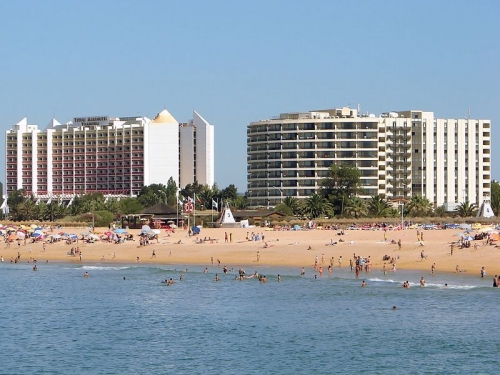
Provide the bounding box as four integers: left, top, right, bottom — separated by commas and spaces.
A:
80, 266, 131, 271
368, 278, 397, 283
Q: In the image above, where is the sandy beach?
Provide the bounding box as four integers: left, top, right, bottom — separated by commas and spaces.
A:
3, 226, 500, 277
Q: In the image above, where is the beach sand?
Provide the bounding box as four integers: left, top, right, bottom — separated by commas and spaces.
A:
2, 226, 500, 276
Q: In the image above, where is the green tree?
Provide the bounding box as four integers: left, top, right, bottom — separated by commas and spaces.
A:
434, 205, 447, 217
274, 203, 293, 216
406, 195, 433, 217
137, 184, 168, 207
118, 198, 144, 214
221, 184, 238, 202
304, 193, 333, 219
367, 195, 391, 217
320, 165, 361, 215
491, 180, 500, 216
455, 201, 478, 217
344, 196, 368, 218
282, 196, 301, 216
232, 194, 248, 209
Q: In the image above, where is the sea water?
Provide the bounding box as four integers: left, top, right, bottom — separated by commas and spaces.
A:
1, 262, 499, 375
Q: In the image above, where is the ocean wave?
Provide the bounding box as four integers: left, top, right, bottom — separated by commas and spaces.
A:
80, 266, 131, 271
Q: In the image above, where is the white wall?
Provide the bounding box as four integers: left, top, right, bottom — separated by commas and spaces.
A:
179, 126, 195, 187
145, 120, 179, 187
192, 111, 215, 186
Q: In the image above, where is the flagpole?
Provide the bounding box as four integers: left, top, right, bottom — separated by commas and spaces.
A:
193, 193, 196, 228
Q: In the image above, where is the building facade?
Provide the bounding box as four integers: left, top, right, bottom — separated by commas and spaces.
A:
5, 109, 215, 200
247, 107, 491, 209
179, 110, 215, 188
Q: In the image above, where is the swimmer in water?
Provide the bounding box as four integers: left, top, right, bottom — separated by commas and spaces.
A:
361, 280, 367, 287
84, 271, 89, 278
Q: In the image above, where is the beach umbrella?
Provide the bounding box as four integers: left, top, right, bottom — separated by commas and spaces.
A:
69, 234, 78, 240
192, 226, 200, 234
33, 232, 43, 238
16, 231, 26, 238
52, 234, 61, 239
141, 225, 152, 234
169, 224, 178, 229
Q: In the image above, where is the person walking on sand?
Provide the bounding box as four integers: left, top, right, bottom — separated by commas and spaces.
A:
338, 256, 343, 268
420, 250, 426, 261
152, 249, 156, 258
481, 266, 486, 278
431, 263, 436, 274
397, 239, 402, 251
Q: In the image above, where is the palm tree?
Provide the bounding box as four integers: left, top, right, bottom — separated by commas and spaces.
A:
282, 196, 301, 215
304, 193, 332, 219
406, 195, 433, 217
367, 195, 391, 217
455, 201, 478, 217
344, 196, 367, 218
434, 205, 447, 217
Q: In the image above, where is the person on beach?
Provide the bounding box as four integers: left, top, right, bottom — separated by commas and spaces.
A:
256, 251, 260, 261
33, 265, 37, 271
361, 280, 367, 287
215, 274, 220, 281
397, 239, 402, 251
493, 275, 498, 287
277, 274, 281, 282
349, 259, 353, 271
151, 249, 156, 258
420, 250, 426, 260
481, 267, 486, 278
431, 263, 436, 274
300, 267, 305, 276
420, 277, 426, 287
84, 271, 89, 278
203, 268, 208, 273
338, 256, 343, 268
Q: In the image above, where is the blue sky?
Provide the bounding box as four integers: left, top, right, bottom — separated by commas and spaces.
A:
1, 0, 498, 192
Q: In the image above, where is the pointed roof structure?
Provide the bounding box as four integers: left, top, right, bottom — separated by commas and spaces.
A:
46, 118, 62, 129
193, 110, 209, 126
477, 198, 495, 218
151, 109, 178, 124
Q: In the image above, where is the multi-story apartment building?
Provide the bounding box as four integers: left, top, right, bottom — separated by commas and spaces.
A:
5, 109, 215, 200
247, 107, 491, 209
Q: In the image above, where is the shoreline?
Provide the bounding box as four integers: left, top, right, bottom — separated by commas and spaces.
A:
2, 226, 499, 278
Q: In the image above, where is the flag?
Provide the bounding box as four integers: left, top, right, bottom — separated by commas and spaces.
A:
188, 196, 194, 203
177, 197, 184, 206
212, 199, 218, 209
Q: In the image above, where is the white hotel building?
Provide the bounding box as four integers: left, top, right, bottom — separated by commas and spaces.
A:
247, 107, 491, 209
5, 109, 214, 200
